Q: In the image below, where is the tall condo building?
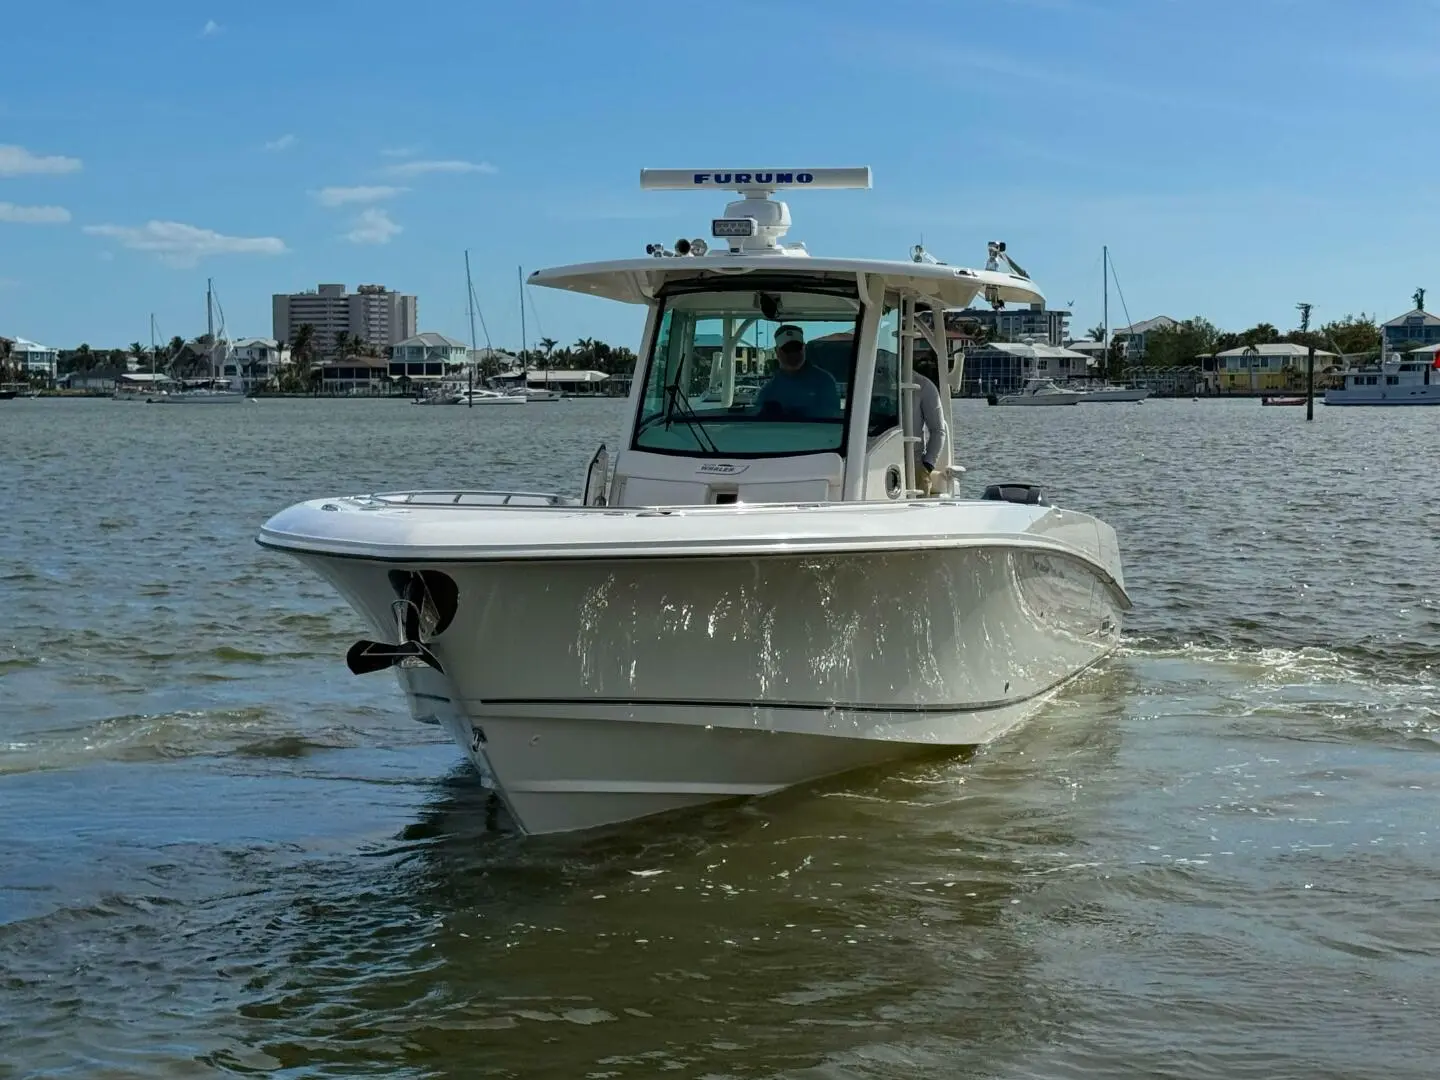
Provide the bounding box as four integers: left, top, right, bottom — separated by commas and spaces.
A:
272, 283, 418, 356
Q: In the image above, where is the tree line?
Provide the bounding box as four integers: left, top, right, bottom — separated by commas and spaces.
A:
3, 310, 1404, 387
1, 325, 644, 386
1079, 313, 1386, 372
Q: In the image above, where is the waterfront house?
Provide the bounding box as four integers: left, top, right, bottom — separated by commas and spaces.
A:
389, 333, 469, 382
492, 369, 611, 396
58, 366, 127, 392
1380, 307, 1440, 358
1214, 343, 1337, 392
8, 337, 59, 381
318, 355, 389, 395
223, 337, 291, 390
1065, 339, 1109, 363
692, 333, 764, 376
1110, 316, 1178, 362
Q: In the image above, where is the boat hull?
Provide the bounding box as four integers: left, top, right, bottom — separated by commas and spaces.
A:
1077, 388, 1149, 402
278, 538, 1125, 834
989, 394, 1079, 406
1323, 386, 1440, 406
156, 392, 250, 404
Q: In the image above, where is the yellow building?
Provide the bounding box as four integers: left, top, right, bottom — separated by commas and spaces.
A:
1214, 343, 1336, 392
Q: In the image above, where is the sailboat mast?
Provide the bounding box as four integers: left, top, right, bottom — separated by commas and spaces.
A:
518, 264, 527, 368
466, 251, 478, 406
1102, 246, 1109, 377
206, 278, 216, 380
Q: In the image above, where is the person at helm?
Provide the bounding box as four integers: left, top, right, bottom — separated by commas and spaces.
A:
754, 324, 842, 420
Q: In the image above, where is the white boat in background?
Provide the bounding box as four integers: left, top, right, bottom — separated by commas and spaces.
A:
462, 388, 525, 406
508, 386, 563, 402
157, 281, 249, 405
258, 166, 1130, 837
988, 378, 1081, 406
1073, 382, 1150, 402
1324, 354, 1440, 406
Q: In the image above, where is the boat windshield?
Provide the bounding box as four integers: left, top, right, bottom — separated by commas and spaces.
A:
632, 283, 862, 457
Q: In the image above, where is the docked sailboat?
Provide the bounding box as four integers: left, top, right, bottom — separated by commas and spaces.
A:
1064, 247, 1148, 402
157, 280, 249, 405
258, 167, 1130, 836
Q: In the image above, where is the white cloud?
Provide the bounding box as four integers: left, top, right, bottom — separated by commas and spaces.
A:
343, 208, 401, 245
314, 185, 406, 207
264, 134, 297, 152
201, 18, 221, 36
383, 159, 497, 178
82, 220, 287, 267
0, 144, 82, 177
0, 202, 71, 224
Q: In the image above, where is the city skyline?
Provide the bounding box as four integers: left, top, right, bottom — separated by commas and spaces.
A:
3, 0, 1437, 352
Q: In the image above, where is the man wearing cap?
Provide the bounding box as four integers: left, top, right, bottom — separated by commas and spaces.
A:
754, 325, 842, 420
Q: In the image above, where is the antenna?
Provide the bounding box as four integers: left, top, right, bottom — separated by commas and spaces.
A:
639, 168, 871, 256
639, 168, 871, 194
985, 241, 1030, 280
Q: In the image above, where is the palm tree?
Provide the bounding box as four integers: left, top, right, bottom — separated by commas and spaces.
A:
538, 336, 557, 362
573, 337, 598, 370
1243, 344, 1260, 393
1087, 325, 1105, 342
292, 323, 315, 362
333, 330, 351, 361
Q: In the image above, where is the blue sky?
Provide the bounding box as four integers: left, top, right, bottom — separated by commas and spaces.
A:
1, 0, 1432, 352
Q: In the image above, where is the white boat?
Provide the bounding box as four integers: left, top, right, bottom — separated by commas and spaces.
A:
258, 167, 1131, 836
1073, 383, 1150, 402
1323, 355, 1440, 406
508, 386, 563, 402
461, 388, 525, 406
988, 378, 1082, 406
157, 281, 249, 405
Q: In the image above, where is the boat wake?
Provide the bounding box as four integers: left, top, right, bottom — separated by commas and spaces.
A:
1118, 636, 1440, 747
0, 707, 380, 776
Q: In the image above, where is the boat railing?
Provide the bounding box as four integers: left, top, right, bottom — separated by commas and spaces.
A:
358, 490, 580, 508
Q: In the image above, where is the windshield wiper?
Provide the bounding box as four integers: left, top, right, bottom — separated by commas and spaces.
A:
662, 379, 720, 454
